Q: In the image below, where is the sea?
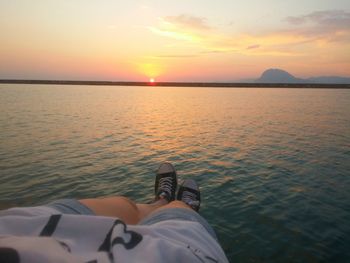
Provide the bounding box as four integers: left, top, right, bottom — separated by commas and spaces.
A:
1, 84, 350, 262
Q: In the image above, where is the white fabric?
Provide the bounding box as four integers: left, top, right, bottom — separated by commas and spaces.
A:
0, 207, 229, 263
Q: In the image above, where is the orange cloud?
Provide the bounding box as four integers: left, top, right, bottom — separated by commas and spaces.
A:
163, 14, 211, 31
147, 26, 200, 42
148, 11, 350, 60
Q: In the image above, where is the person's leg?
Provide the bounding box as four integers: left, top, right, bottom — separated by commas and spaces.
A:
142, 179, 201, 215
79, 197, 192, 224
80, 162, 181, 224
138, 180, 218, 240
79, 177, 200, 225
79, 196, 169, 224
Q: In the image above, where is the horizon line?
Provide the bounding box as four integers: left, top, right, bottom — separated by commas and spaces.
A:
0, 79, 349, 89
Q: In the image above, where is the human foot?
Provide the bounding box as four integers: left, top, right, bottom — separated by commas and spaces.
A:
154, 162, 177, 202
177, 179, 201, 211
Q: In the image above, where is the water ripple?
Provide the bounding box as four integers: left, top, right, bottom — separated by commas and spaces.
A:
1, 85, 350, 262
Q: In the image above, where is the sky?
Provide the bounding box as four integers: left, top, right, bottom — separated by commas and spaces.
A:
1, 0, 350, 82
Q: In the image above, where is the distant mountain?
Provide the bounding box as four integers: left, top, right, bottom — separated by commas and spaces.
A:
256, 68, 350, 84
258, 69, 304, 83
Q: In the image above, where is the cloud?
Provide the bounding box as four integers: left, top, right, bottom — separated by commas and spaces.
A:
200, 50, 231, 54
286, 10, 350, 28
147, 10, 350, 58
146, 14, 210, 43
285, 10, 350, 40
147, 26, 199, 42
163, 14, 211, 31
148, 16, 301, 57
147, 54, 198, 59
237, 10, 350, 51
246, 44, 260, 50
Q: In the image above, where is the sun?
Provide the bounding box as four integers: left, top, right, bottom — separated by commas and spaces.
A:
149, 78, 155, 83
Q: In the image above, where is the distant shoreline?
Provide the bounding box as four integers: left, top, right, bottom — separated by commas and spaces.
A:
1, 79, 349, 89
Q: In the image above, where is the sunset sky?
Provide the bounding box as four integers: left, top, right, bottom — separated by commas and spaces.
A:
1, 0, 350, 81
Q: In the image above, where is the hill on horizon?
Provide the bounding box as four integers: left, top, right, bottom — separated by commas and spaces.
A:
256, 69, 350, 84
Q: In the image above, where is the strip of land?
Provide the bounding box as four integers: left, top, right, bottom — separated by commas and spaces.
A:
0, 79, 349, 89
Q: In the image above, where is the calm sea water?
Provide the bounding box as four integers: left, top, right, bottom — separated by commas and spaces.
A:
1, 84, 350, 262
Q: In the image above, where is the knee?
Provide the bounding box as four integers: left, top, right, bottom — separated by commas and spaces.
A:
117, 196, 138, 211
163, 200, 192, 210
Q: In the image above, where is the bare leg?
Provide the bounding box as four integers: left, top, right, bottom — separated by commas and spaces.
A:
79, 197, 192, 225
79, 163, 197, 224
153, 200, 191, 211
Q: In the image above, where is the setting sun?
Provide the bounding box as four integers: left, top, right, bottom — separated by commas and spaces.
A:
149, 78, 155, 83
